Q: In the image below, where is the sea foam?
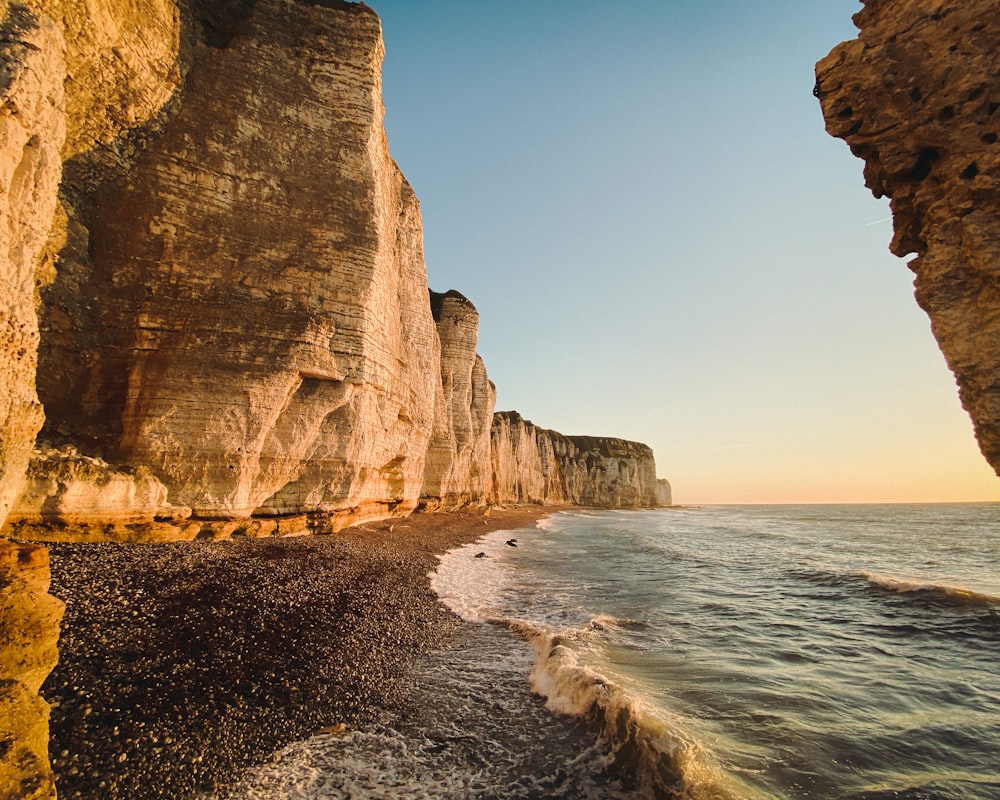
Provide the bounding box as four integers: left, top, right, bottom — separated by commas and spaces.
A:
428, 528, 519, 622
429, 522, 765, 800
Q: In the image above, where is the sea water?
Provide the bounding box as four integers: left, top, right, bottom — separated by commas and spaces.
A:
229, 505, 1000, 799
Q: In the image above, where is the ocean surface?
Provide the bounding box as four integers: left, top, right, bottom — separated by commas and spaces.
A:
230, 505, 1000, 799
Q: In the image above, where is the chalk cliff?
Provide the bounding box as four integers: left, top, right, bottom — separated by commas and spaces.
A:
490, 412, 663, 508
3, 0, 670, 540
1, 0, 182, 527
0, 2, 672, 791
0, 7, 65, 531
38, 0, 439, 529
656, 478, 673, 507
816, 0, 1000, 473
421, 291, 496, 510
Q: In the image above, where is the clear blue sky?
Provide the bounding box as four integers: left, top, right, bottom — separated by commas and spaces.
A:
366, 0, 1000, 504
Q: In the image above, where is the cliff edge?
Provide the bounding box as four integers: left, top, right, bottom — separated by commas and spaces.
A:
816, 0, 1000, 473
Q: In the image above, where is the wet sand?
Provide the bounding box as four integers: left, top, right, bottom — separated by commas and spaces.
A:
41, 506, 550, 799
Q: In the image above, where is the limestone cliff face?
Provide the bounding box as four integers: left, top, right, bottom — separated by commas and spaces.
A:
0, 15, 68, 794
32, 0, 181, 162
0, 7, 65, 529
2, 0, 672, 541
816, 0, 1000, 473
0, 540, 63, 800
420, 290, 496, 509
38, 0, 439, 525
490, 411, 663, 508
0, 0, 181, 530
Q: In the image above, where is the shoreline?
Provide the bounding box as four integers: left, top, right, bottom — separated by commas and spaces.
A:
41, 506, 555, 799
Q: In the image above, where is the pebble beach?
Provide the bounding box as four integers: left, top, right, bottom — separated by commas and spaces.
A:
41, 507, 549, 799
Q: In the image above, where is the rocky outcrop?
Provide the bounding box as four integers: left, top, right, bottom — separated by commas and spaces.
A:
420, 291, 496, 510
490, 411, 663, 508
656, 478, 673, 507
0, 539, 64, 800
816, 0, 1000, 473
1, 444, 193, 542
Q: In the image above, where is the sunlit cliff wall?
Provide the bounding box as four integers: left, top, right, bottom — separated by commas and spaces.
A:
816, 0, 1000, 473
490, 412, 663, 508
420, 290, 496, 510
0, 2, 671, 789
1, 0, 181, 524
1, 7, 62, 533
3, 0, 670, 541
38, 0, 440, 529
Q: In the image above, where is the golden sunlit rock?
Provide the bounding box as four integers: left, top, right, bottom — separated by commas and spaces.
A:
817, 0, 1000, 473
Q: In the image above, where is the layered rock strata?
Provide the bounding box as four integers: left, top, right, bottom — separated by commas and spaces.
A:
817, 0, 1000, 473
0, 7, 65, 529
420, 291, 496, 510
1, 0, 181, 530
490, 411, 663, 508
38, 0, 439, 527
3, 0, 671, 544
0, 540, 63, 800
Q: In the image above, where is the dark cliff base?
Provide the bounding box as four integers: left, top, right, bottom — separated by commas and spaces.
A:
40, 507, 552, 799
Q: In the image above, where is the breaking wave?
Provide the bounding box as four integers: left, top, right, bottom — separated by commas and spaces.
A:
230, 505, 1000, 799
500, 616, 757, 800
430, 529, 759, 799
788, 565, 1000, 608
860, 572, 1000, 606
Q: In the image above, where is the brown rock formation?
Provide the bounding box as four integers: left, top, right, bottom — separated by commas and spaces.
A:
420, 290, 496, 509
0, 540, 63, 800
816, 0, 1000, 473
490, 411, 663, 508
